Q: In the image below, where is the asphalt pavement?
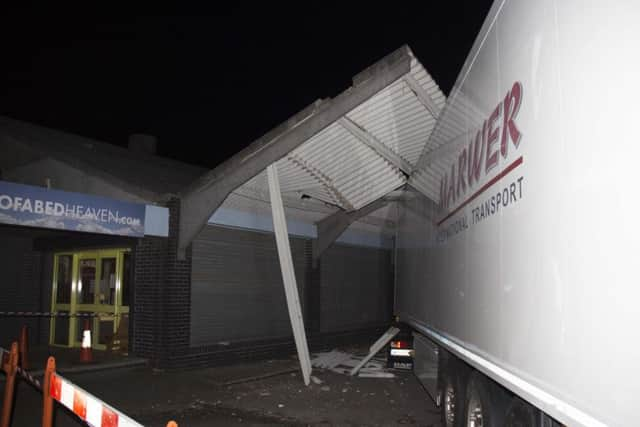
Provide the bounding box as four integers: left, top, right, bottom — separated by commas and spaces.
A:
2, 355, 441, 426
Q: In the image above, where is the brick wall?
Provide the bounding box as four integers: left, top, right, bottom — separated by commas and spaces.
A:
132, 198, 191, 367
131, 198, 392, 370
131, 235, 166, 362
162, 198, 191, 361
0, 233, 44, 348
162, 225, 392, 369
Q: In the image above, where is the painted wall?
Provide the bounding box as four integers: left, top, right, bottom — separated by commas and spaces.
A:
209, 206, 393, 249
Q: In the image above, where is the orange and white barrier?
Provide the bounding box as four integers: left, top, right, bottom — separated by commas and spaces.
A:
18, 325, 28, 370
1, 343, 18, 427
2, 341, 178, 427
49, 373, 142, 427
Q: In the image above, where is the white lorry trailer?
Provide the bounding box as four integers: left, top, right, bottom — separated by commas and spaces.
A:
397, 1, 640, 426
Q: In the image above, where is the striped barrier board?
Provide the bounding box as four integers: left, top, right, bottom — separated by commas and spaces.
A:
50, 373, 143, 427
17, 365, 42, 389
0, 346, 8, 368
2, 345, 41, 389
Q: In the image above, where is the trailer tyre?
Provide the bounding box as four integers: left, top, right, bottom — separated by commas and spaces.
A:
464, 372, 496, 427
441, 370, 465, 427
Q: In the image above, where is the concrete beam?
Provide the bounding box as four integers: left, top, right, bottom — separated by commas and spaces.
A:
177, 46, 413, 258
312, 197, 390, 262
338, 117, 413, 175
267, 164, 312, 386
403, 74, 442, 119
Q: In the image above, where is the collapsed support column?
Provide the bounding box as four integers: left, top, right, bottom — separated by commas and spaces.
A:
267, 164, 312, 386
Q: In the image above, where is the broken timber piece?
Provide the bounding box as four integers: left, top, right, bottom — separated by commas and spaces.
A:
369, 328, 399, 354
358, 372, 396, 379
349, 326, 400, 376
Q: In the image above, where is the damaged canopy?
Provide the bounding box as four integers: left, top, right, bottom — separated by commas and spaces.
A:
178, 45, 447, 258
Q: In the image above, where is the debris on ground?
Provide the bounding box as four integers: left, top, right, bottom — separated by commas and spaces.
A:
311, 349, 395, 378
349, 327, 399, 376
310, 350, 353, 369
358, 372, 395, 379
5, 344, 440, 426
310, 375, 324, 385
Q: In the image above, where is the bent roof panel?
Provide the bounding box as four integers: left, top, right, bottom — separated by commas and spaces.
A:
182, 46, 447, 254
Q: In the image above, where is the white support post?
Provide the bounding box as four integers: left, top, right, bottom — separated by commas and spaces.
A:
267, 163, 312, 386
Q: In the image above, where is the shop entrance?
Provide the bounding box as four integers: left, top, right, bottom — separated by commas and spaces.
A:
50, 249, 131, 350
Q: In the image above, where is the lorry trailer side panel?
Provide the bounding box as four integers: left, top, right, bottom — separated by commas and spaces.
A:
396, 1, 640, 425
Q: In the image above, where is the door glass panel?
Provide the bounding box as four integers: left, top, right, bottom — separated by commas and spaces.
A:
99, 257, 117, 305
53, 311, 70, 345
122, 252, 131, 307
78, 259, 96, 304
98, 318, 114, 346
56, 255, 72, 304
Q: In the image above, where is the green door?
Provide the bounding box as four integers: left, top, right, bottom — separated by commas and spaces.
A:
50, 249, 130, 350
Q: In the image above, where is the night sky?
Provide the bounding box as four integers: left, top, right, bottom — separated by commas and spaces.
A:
0, 5, 493, 169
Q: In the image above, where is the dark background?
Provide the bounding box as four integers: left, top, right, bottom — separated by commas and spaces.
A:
0, 5, 493, 169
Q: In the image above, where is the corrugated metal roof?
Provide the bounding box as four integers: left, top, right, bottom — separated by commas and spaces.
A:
408, 83, 492, 201
223, 48, 446, 224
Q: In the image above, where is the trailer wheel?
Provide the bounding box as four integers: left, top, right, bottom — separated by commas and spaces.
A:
464, 373, 494, 427
503, 397, 538, 426
441, 371, 464, 427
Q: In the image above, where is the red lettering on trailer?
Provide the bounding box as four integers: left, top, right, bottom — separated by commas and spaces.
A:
485, 103, 501, 173
500, 81, 523, 158
438, 156, 523, 226
438, 82, 524, 214
457, 149, 467, 197
468, 124, 485, 188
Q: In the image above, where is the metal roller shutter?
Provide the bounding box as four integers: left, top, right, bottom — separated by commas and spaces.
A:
319, 243, 392, 333
190, 225, 308, 347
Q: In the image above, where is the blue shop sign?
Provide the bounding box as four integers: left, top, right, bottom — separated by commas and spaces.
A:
0, 180, 146, 237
